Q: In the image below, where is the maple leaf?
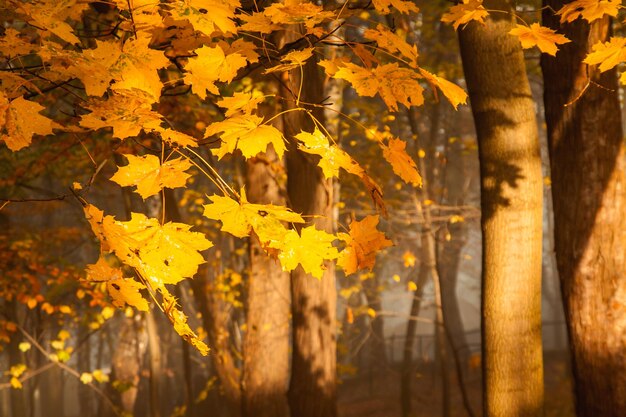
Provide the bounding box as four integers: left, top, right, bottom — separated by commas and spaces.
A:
111, 36, 170, 100
239, 12, 281, 34
205, 114, 286, 159
80, 90, 163, 139
333, 62, 424, 112
509, 23, 570, 56
107, 278, 150, 311
184, 45, 247, 99
110, 154, 192, 199
86, 257, 149, 311
0, 29, 35, 56
363, 25, 419, 68
266, 48, 315, 73
1, 95, 61, 151
371, 0, 419, 15
381, 138, 422, 187
337, 215, 392, 275
169, 0, 239, 35
219, 39, 260, 64
295, 128, 366, 179
71, 44, 120, 96
418, 69, 467, 110
441, 0, 489, 30
269, 226, 339, 279
217, 92, 264, 117
203, 190, 304, 243
557, 0, 621, 23
583, 37, 626, 72
85, 256, 123, 282
262, 0, 335, 29
17, 0, 86, 44
97, 212, 212, 287
158, 128, 199, 148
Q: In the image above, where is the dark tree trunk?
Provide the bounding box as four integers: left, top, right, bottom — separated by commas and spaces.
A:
541, 4, 626, 416
457, 1, 544, 415
282, 26, 337, 417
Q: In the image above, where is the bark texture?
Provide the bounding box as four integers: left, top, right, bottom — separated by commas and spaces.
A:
282, 30, 337, 417
458, 1, 544, 416
242, 146, 291, 417
541, 5, 626, 416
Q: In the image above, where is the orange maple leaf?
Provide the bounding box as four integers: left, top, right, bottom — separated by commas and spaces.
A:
441, 0, 489, 30
381, 138, 422, 187
333, 62, 424, 112
338, 215, 392, 275
1, 94, 61, 151
509, 23, 570, 56
583, 37, 626, 72
556, 0, 621, 23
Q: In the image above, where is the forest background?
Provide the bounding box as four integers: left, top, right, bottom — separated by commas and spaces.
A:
1, 0, 625, 417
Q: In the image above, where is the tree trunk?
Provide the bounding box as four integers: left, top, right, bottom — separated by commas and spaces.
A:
541, 5, 626, 416
457, 1, 544, 416
282, 28, 337, 417
400, 262, 429, 417
242, 144, 291, 417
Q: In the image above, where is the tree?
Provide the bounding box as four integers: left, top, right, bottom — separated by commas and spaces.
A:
541, 3, 626, 415
455, 0, 544, 415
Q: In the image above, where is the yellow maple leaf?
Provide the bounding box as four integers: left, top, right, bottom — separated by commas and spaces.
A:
381, 138, 422, 187
110, 154, 192, 199
169, 0, 239, 35
17, 0, 85, 44
158, 128, 199, 148
418, 69, 467, 110
1, 95, 60, 151
205, 114, 286, 159
98, 212, 212, 287
217, 92, 264, 117
557, 0, 621, 23
219, 39, 260, 64
203, 190, 304, 243
269, 226, 339, 279
441, 0, 489, 30
403, 250, 416, 268
67, 41, 121, 96
80, 90, 163, 139
337, 215, 392, 276
265, 48, 315, 73
364, 25, 418, 68
262, 0, 335, 29
295, 128, 366, 179
509, 23, 570, 56
111, 36, 170, 100
583, 37, 626, 72
239, 12, 281, 34
371, 0, 419, 14
107, 278, 150, 311
184, 45, 247, 99
333, 62, 424, 112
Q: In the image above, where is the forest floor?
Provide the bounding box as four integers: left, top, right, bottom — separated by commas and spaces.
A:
338, 351, 574, 417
